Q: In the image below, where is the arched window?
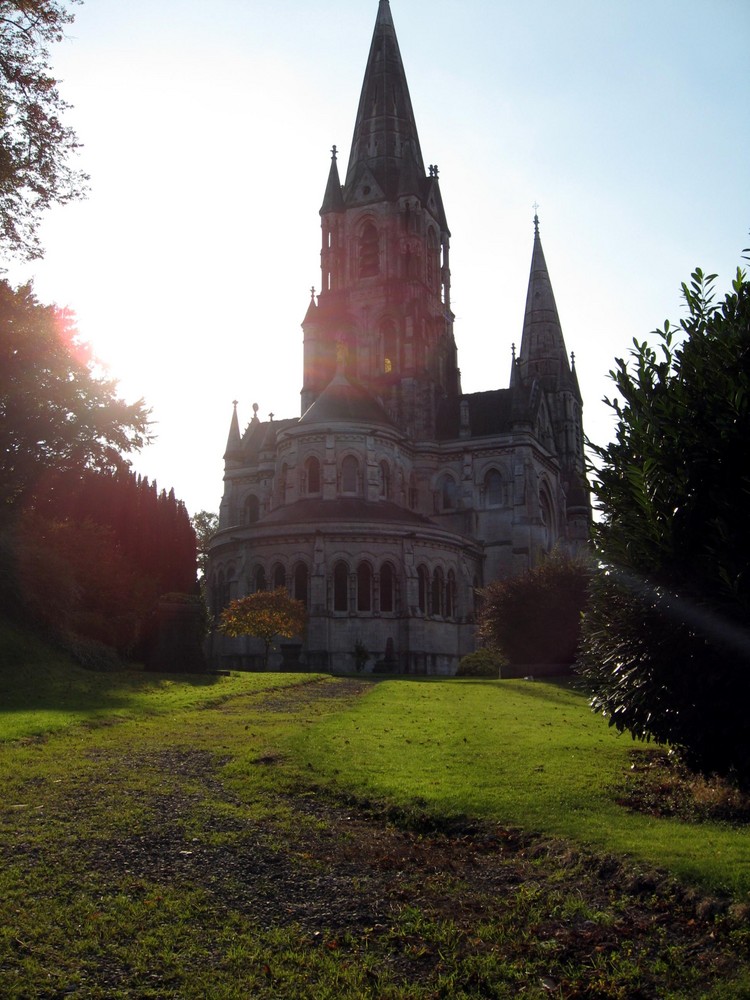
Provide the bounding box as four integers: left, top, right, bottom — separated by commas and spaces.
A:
431, 568, 445, 617
333, 561, 349, 612
417, 565, 429, 614
485, 469, 504, 507
244, 494, 260, 524
409, 473, 418, 510
279, 464, 288, 499
272, 563, 285, 590
305, 456, 321, 494
359, 221, 379, 278
341, 455, 359, 494
446, 570, 457, 618
254, 565, 267, 592
440, 474, 457, 510
426, 228, 438, 290
382, 319, 398, 374
380, 562, 396, 613
539, 489, 553, 551
357, 562, 372, 612
379, 461, 391, 500
293, 562, 308, 606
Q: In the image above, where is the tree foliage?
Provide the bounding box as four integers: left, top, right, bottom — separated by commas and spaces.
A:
578, 260, 750, 784
3, 467, 197, 657
0, 280, 150, 515
0, 0, 88, 260
191, 509, 218, 581
478, 551, 592, 667
219, 589, 307, 668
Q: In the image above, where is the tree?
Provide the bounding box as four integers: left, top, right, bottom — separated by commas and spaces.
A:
191, 510, 218, 581
578, 259, 750, 784
478, 551, 592, 669
0, 0, 88, 260
0, 281, 151, 516
219, 589, 307, 669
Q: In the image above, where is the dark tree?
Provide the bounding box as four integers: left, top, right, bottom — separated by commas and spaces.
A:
0, 0, 88, 260
578, 259, 750, 784
0, 281, 150, 516
478, 551, 592, 669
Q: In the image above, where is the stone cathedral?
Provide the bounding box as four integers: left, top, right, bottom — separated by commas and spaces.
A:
207, 0, 590, 674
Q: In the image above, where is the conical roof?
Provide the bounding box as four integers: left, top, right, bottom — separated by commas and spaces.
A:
320, 146, 345, 214
344, 0, 425, 199
223, 400, 241, 460
299, 371, 395, 428
517, 215, 575, 392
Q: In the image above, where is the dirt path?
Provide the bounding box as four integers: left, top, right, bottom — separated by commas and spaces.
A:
2, 677, 746, 998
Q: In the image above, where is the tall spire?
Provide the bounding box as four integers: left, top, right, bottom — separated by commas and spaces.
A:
320, 145, 345, 214
223, 400, 241, 461
517, 214, 574, 392
344, 0, 425, 198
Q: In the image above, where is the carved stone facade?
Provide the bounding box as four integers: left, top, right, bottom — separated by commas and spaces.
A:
207, 0, 590, 674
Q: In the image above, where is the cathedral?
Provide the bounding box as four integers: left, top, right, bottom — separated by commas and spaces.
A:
207, 0, 590, 674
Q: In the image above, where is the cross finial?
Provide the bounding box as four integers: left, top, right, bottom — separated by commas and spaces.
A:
310, 286, 316, 300
532, 202, 540, 236
570, 351, 576, 370
331, 144, 337, 160
268, 412, 274, 423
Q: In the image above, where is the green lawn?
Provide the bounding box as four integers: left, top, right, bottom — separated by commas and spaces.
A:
1, 638, 749, 998
283, 677, 750, 896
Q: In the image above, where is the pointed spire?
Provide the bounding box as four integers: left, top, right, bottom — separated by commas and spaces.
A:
345, 0, 425, 198
223, 400, 241, 460
517, 213, 574, 390
320, 145, 345, 214
304, 286, 318, 323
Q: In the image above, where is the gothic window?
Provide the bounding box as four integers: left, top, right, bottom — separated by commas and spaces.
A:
293, 562, 308, 606
333, 561, 349, 612
272, 563, 285, 590
427, 228, 438, 290
408, 473, 418, 510
381, 319, 398, 374
485, 469, 504, 507
539, 488, 553, 552
417, 565, 429, 614
439, 473, 457, 511
380, 561, 396, 613
306, 456, 321, 494
431, 568, 445, 616
359, 221, 379, 278
379, 460, 391, 500
341, 455, 359, 494
446, 570, 457, 618
254, 565, 267, 592
244, 494, 260, 524
357, 562, 373, 612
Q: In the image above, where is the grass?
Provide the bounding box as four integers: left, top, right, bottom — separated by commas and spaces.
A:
0, 616, 322, 741
282, 677, 750, 896
2, 626, 750, 997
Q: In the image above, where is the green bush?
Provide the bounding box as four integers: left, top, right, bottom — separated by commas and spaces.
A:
579, 262, 750, 786
478, 551, 592, 666
456, 648, 507, 677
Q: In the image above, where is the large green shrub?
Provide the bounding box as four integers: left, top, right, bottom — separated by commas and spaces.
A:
478, 551, 592, 666
578, 261, 750, 785
456, 648, 507, 677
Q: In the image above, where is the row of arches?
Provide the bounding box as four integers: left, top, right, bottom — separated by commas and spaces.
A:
213, 559, 464, 620
240, 464, 514, 524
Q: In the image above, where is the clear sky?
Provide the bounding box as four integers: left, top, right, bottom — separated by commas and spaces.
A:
7, 0, 750, 516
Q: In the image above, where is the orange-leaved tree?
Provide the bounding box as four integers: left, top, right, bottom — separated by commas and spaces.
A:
219, 588, 307, 668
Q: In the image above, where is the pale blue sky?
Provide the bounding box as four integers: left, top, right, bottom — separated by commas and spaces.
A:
9, 0, 750, 515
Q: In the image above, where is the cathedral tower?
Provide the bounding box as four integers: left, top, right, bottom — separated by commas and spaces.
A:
302, 0, 459, 440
